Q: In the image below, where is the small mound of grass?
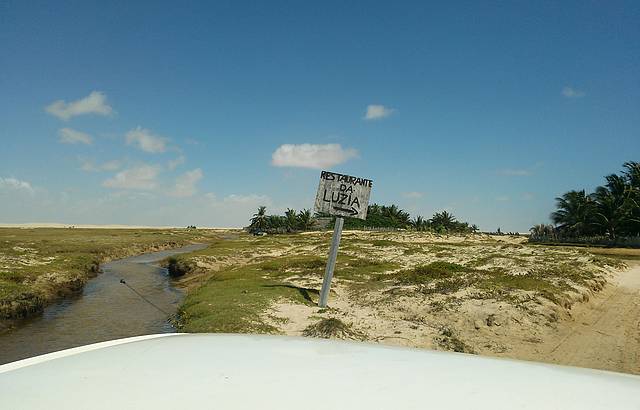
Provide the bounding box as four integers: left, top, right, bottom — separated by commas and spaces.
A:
302, 318, 364, 340
165, 256, 194, 278
436, 326, 475, 353
395, 261, 471, 285
371, 239, 398, 247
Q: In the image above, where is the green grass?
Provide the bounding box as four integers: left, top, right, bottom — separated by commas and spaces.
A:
178, 262, 315, 333
302, 317, 364, 340
393, 262, 471, 285
178, 251, 400, 333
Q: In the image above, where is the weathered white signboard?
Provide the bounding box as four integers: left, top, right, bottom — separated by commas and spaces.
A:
314, 171, 373, 220
314, 170, 373, 307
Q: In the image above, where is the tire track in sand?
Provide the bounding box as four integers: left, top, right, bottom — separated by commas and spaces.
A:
545, 261, 640, 375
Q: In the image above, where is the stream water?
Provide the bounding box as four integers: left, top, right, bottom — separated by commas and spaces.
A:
0, 244, 206, 365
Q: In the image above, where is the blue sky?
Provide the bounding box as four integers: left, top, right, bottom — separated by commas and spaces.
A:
1, 1, 638, 230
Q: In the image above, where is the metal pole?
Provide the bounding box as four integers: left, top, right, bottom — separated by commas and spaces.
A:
319, 216, 344, 307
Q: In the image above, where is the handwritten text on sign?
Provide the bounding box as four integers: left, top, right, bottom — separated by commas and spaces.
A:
314, 171, 373, 220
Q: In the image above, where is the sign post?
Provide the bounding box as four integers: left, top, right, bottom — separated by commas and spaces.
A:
318, 216, 343, 307
314, 170, 373, 307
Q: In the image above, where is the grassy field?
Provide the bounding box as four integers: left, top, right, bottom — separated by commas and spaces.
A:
1, 228, 630, 361
0, 228, 218, 320
170, 231, 626, 357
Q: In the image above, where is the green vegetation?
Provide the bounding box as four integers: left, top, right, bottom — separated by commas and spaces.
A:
302, 318, 364, 340
342, 206, 478, 233
247, 203, 479, 234
531, 161, 640, 246
393, 262, 471, 285
166, 256, 195, 278
249, 206, 316, 234
436, 327, 474, 353
0, 228, 215, 319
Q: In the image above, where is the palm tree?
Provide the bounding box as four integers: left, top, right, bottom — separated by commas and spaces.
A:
381, 204, 411, 227
431, 211, 456, 231
590, 174, 634, 239
551, 190, 596, 237
623, 161, 640, 189
250, 206, 268, 231
368, 203, 381, 216
284, 208, 298, 232
622, 161, 640, 236
529, 224, 555, 240
411, 215, 426, 231
297, 209, 314, 230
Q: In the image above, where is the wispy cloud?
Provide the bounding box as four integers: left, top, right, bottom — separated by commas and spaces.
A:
271, 143, 358, 169
80, 158, 122, 172
204, 192, 272, 206
223, 194, 272, 205
168, 168, 203, 197
168, 155, 186, 170
58, 128, 92, 145
403, 191, 424, 199
364, 104, 395, 120
0, 177, 34, 194
496, 195, 510, 202
125, 127, 168, 154
562, 86, 586, 99
522, 192, 535, 201
102, 165, 160, 190
46, 91, 113, 120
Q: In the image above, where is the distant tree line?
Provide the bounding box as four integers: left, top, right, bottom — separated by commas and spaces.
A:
248, 204, 478, 234
249, 206, 315, 233
341, 205, 478, 234
530, 161, 640, 245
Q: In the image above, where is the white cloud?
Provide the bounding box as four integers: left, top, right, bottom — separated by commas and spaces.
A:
402, 191, 424, 199
522, 192, 535, 201
168, 168, 203, 197
223, 194, 272, 204
102, 165, 160, 190
125, 127, 168, 154
496, 196, 510, 202
0, 177, 34, 194
58, 128, 92, 145
45, 91, 113, 120
168, 155, 185, 170
498, 168, 532, 176
80, 158, 122, 172
364, 104, 395, 120
271, 143, 358, 169
562, 86, 586, 98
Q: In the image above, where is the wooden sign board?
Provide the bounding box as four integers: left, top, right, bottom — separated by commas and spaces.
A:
314, 171, 373, 220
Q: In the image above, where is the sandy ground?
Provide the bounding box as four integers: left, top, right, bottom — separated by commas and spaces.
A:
251, 232, 640, 374
263, 263, 640, 374
533, 261, 640, 374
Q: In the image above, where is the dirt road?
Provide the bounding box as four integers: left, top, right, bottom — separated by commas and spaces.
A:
541, 261, 640, 374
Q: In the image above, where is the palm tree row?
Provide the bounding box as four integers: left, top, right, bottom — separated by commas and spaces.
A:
338, 204, 478, 233
250, 204, 478, 234
411, 210, 479, 234
249, 206, 314, 233
534, 161, 640, 240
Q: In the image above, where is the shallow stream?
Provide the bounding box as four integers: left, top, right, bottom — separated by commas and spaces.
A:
0, 244, 205, 364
